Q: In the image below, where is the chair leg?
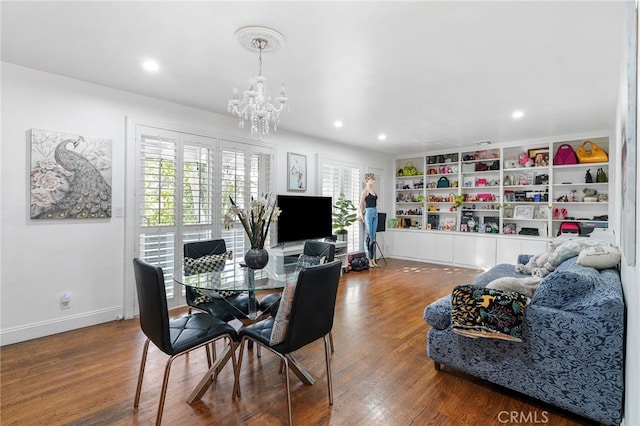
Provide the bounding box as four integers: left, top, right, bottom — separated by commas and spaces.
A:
329, 331, 335, 353
205, 344, 212, 369
324, 334, 333, 405
156, 355, 177, 426
282, 355, 293, 426
434, 361, 442, 371
233, 338, 246, 400
134, 339, 151, 408
230, 340, 239, 394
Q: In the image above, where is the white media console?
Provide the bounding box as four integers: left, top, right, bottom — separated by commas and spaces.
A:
267, 240, 348, 275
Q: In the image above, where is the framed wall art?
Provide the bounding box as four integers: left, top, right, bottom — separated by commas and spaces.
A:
30, 129, 112, 219
503, 207, 514, 219
513, 205, 534, 220
287, 152, 307, 191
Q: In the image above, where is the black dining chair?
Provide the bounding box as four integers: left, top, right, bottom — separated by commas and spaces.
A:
132, 258, 238, 426
259, 240, 335, 314
259, 240, 337, 351
233, 260, 342, 425
183, 239, 250, 322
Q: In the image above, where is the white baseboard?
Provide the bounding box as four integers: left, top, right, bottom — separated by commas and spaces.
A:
0, 306, 123, 346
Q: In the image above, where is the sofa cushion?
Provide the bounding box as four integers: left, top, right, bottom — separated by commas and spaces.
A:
532, 257, 600, 309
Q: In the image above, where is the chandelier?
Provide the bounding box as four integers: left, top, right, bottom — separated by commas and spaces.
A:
228, 27, 289, 139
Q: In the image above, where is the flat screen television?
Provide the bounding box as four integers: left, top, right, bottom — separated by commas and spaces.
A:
276, 195, 333, 244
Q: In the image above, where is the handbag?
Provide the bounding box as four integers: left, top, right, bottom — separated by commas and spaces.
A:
585, 169, 593, 183
558, 221, 582, 236
596, 168, 608, 183
437, 176, 450, 188
576, 141, 608, 163
553, 144, 578, 165
518, 227, 539, 236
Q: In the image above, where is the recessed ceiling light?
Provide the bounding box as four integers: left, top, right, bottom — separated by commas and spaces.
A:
142, 59, 160, 73
378, 134, 387, 141
334, 120, 343, 128
512, 110, 524, 119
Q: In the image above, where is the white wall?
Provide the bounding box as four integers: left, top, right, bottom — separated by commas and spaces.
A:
0, 62, 389, 345
616, 6, 640, 423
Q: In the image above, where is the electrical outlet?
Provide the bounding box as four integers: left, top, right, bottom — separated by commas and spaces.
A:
60, 292, 71, 310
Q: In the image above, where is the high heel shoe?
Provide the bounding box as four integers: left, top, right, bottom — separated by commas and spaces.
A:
553, 208, 560, 220
560, 208, 568, 219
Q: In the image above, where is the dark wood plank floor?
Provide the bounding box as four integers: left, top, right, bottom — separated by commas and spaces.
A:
1, 259, 596, 425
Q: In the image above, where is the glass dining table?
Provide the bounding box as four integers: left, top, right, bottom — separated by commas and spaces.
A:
174, 258, 301, 322
174, 258, 317, 403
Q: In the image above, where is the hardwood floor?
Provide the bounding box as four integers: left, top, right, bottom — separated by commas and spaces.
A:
1, 259, 596, 425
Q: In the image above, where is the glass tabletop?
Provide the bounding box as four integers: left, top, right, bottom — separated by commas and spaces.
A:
174, 259, 300, 291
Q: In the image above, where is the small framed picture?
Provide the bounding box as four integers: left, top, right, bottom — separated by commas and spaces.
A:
503, 207, 514, 219
536, 206, 551, 220
514, 205, 534, 219
528, 148, 550, 167
287, 152, 307, 191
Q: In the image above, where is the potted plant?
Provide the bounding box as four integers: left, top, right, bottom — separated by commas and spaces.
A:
332, 193, 357, 241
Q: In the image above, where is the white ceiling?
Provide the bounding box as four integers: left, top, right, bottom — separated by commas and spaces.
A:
1, 1, 627, 155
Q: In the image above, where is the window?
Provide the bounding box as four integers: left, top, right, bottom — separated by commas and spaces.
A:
319, 157, 361, 252
134, 127, 273, 307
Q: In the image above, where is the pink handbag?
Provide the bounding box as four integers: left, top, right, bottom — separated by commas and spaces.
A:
553, 144, 578, 165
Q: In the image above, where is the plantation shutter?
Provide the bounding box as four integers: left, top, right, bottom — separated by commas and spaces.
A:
219, 141, 274, 280
181, 135, 216, 271
319, 158, 361, 252
134, 127, 274, 304
136, 128, 179, 299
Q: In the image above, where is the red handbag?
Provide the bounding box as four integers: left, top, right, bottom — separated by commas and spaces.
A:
553, 144, 578, 165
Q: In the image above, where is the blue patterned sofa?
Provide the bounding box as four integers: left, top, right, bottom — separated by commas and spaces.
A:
424, 255, 624, 425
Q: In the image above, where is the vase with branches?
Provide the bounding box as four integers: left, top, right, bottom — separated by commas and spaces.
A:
224, 194, 281, 269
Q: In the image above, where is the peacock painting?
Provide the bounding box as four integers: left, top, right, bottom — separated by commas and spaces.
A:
30, 129, 112, 219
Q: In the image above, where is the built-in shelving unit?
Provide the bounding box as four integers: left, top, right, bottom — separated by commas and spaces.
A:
392, 137, 610, 239
388, 136, 611, 270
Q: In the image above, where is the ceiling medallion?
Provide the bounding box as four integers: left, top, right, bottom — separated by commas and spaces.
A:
227, 26, 289, 140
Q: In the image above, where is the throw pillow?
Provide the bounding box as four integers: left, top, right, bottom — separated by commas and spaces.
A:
296, 254, 322, 269
184, 251, 232, 275
192, 288, 214, 304
547, 239, 607, 267
451, 285, 531, 342
577, 245, 621, 270
486, 276, 542, 297
270, 279, 297, 345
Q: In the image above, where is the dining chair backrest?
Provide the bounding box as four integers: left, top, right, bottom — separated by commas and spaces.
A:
281, 260, 341, 353
183, 239, 227, 307
184, 239, 226, 259
132, 258, 172, 355
303, 241, 335, 262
